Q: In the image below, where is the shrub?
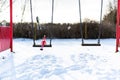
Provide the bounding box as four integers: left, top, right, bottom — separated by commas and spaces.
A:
13, 22, 115, 39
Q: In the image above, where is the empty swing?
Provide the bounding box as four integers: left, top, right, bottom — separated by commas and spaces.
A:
78, 0, 103, 46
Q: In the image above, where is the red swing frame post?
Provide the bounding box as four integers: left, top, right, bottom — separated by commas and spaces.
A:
116, 0, 120, 52
10, 0, 13, 52
0, 0, 13, 52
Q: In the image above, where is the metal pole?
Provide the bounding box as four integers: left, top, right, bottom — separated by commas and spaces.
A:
51, 0, 54, 23
98, 0, 103, 44
116, 0, 120, 52
10, 0, 13, 52
50, 0, 54, 46
78, 0, 84, 44
30, 0, 35, 46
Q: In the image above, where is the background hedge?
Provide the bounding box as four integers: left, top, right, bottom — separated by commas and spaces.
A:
13, 21, 115, 39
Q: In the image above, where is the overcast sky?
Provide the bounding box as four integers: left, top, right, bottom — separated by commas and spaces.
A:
0, 0, 115, 23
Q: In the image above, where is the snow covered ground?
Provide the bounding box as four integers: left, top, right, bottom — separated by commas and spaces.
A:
1, 38, 120, 80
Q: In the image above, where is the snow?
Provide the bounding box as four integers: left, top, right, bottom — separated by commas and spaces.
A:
0, 51, 16, 80
1, 38, 120, 80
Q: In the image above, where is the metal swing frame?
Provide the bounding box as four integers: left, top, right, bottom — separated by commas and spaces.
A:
30, 0, 54, 47
78, 0, 103, 46
116, 0, 120, 52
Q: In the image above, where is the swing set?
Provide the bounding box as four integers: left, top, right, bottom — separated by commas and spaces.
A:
0, 0, 120, 52
22, 0, 120, 52
30, 0, 103, 47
